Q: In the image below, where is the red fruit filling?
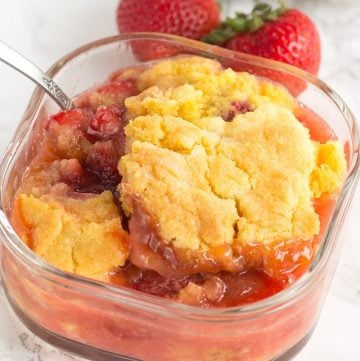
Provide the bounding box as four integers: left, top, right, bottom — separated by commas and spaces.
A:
112, 263, 283, 308
75, 78, 139, 110
35, 104, 127, 195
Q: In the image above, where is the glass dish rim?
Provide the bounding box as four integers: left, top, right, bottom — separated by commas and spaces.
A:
0, 32, 359, 321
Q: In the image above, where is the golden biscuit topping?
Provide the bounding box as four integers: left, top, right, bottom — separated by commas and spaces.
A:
120, 56, 346, 254
14, 192, 128, 281
120, 142, 239, 250
311, 141, 347, 198
132, 56, 295, 122
120, 104, 320, 250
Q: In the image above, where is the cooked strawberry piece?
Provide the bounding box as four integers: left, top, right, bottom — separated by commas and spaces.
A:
107, 64, 147, 83
217, 271, 283, 307
46, 109, 94, 161
96, 79, 137, 96
75, 79, 138, 110
181, 276, 226, 306
224, 100, 254, 121
49, 108, 93, 129
176, 282, 208, 306
175, 271, 283, 307
125, 266, 190, 297
87, 105, 124, 140
232, 100, 254, 114
58, 159, 84, 187
86, 140, 121, 189
72, 173, 110, 194
46, 125, 91, 161
52, 158, 101, 194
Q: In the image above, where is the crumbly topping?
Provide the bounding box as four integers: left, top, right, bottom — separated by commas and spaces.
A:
120, 141, 239, 250
120, 56, 346, 252
311, 140, 347, 198
13, 191, 128, 281
132, 56, 295, 121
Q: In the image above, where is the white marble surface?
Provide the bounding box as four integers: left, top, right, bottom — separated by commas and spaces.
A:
0, 0, 359, 360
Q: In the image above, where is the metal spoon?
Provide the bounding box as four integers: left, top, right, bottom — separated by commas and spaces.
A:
0, 41, 73, 110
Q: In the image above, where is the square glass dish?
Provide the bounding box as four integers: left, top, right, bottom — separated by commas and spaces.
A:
0, 33, 359, 361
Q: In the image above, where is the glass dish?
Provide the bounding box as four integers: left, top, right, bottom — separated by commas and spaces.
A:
0, 33, 359, 361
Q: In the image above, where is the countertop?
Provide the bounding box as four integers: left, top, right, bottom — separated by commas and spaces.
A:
0, 0, 359, 360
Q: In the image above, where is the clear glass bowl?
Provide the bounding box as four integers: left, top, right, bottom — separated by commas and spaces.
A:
0, 33, 359, 361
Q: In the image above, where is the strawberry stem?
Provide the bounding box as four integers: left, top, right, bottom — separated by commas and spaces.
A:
203, 0, 287, 45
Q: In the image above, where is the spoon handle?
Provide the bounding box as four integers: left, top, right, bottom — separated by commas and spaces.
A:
0, 41, 73, 110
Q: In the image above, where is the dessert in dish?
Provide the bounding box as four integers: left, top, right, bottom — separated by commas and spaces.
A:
11, 55, 346, 308
1, 33, 358, 361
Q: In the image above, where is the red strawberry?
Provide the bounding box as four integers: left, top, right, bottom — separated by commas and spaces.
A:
117, 0, 220, 39
116, 0, 220, 61
203, 2, 321, 94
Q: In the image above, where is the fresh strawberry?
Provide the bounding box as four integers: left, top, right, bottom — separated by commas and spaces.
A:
117, 0, 220, 40
203, 1, 321, 94
116, 0, 220, 61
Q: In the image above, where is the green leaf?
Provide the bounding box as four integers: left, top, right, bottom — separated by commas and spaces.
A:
277, 0, 287, 15
202, 27, 235, 45
253, 3, 271, 14
201, 0, 288, 45
225, 15, 247, 32
267, 10, 279, 21
248, 14, 264, 32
